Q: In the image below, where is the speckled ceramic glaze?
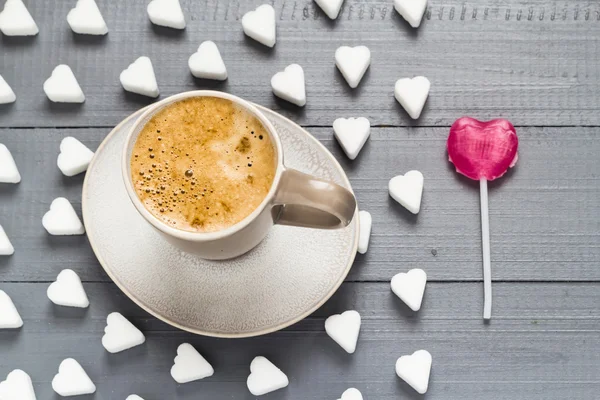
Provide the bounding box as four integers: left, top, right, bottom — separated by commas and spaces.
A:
82, 105, 358, 337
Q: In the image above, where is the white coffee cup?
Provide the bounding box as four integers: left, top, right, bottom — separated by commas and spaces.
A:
122, 91, 357, 260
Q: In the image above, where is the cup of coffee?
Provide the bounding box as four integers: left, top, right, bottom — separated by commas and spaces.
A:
122, 91, 356, 260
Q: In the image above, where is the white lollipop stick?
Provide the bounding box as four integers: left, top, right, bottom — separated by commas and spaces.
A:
479, 178, 492, 320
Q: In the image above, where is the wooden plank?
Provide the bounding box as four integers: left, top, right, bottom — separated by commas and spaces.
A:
334, 126, 600, 282
1, 0, 599, 127
1, 282, 599, 399
1, 127, 598, 282
2, 282, 599, 331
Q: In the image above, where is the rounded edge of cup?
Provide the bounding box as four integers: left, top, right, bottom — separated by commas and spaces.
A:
121, 90, 285, 243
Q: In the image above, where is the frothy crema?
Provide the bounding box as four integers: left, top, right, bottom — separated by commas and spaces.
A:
130, 97, 276, 232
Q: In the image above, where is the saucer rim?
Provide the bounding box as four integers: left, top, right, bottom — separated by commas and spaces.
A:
82, 104, 358, 338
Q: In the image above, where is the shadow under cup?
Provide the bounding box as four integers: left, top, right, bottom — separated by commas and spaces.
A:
122, 90, 357, 260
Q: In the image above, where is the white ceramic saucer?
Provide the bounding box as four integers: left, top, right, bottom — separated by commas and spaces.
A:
82, 104, 358, 338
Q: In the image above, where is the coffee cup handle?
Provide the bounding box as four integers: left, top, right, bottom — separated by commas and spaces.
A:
273, 169, 357, 229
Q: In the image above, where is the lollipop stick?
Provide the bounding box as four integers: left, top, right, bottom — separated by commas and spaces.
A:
479, 178, 492, 320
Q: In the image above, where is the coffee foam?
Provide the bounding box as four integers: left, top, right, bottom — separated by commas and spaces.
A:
130, 97, 276, 232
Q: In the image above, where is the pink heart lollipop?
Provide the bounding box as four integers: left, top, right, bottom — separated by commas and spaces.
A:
447, 117, 519, 320
448, 118, 518, 180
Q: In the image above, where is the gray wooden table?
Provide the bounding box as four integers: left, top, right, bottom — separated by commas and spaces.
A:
1, 0, 599, 399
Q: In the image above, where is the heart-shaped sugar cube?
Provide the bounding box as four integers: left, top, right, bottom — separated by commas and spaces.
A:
188, 41, 227, 80
247, 356, 289, 396
43, 65, 85, 103
120, 56, 159, 98
394, 0, 428, 28
335, 46, 371, 89
357, 210, 372, 254
333, 117, 370, 160
171, 343, 214, 383
242, 4, 276, 47
325, 310, 361, 353
315, 0, 344, 19
52, 358, 96, 396
147, 0, 186, 29
0, 290, 22, 328
0, 0, 38, 36
67, 0, 108, 35
0, 75, 16, 104
391, 268, 427, 311
271, 64, 306, 107
47, 269, 89, 308
395, 349, 432, 394
338, 387, 363, 400
394, 76, 430, 119
0, 143, 21, 183
388, 170, 424, 214
447, 117, 518, 181
42, 197, 85, 235
0, 224, 14, 256
0, 369, 36, 400
102, 312, 145, 353
57, 137, 94, 177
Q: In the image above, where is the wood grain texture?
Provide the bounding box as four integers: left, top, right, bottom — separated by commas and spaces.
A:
1, 126, 598, 282
3, 282, 599, 331
1, 0, 599, 127
1, 282, 598, 399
